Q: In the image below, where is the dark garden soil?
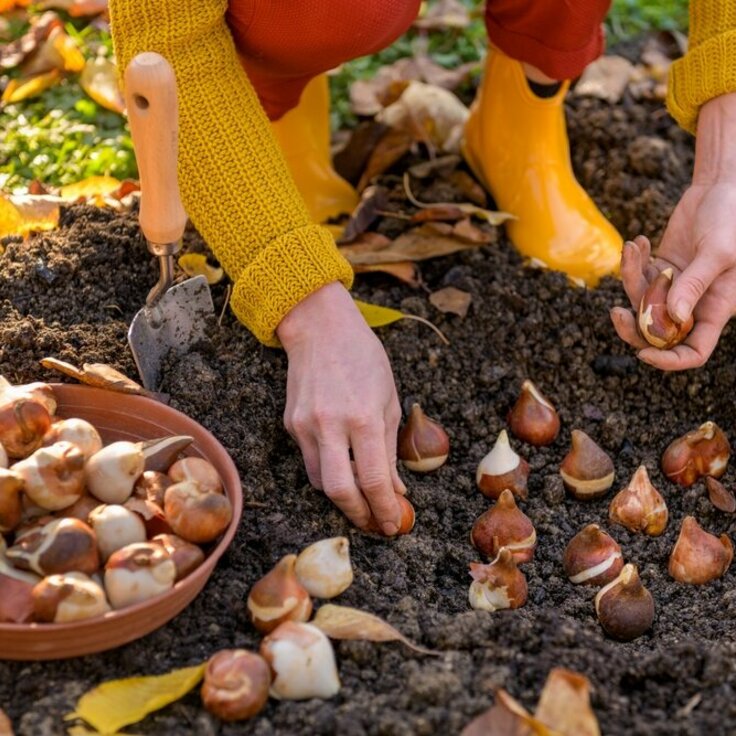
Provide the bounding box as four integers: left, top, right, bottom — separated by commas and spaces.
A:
3, 87, 736, 736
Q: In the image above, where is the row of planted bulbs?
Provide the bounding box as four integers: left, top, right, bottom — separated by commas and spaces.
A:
397, 380, 734, 642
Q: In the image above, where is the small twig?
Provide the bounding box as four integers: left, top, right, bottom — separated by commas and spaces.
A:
374, 209, 412, 220
402, 314, 450, 345
403, 172, 427, 208
218, 283, 232, 327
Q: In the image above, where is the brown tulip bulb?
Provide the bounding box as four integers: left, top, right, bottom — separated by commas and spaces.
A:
32, 571, 110, 623
397, 403, 449, 472
563, 524, 624, 585
133, 470, 172, 507
0, 468, 23, 533
247, 554, 313, 634
151, 533, 205, 580
0, 555, 39, 623
476, 430, 529, 500
365, 494, 416, 536
12, 441, 86, 511
609, 465, 668, 536
168, 457, 223, 494
201, 649, 271, 721
560, 430, 615, 500
662, 422, 730, 487
507, 380, 560, 446
468, 548, 528, 612
1, 380, 57, 416
668, 516, 733, 584
706, 477, 736, 513
104, 541, 176, 608
0, 396, 52, 459
6, 518, 100, 576
595, 564, 654, 641
164, 480, 233, 543
638, 268, 694, 349
470, 489, 536, 564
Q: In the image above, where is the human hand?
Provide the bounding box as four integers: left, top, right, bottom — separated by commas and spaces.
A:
276, 281, 405, 534
610, 93, 736, 370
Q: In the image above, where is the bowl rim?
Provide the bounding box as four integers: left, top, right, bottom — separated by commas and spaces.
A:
0, 384, 243, 634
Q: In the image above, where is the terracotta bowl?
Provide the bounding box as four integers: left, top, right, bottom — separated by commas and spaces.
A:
0, 384, 243, 661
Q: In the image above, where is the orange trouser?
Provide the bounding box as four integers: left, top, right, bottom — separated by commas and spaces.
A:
227, 0, 612, 121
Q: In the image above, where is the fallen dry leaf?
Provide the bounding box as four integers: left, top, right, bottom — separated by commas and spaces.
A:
59, 175, 122, 201
333, 121, 388, 185
429, 286, 472, 317
312, 604, 439, 655
178, 253, 224, 285
706, 477, 736, 513
80, 56, 124, 114
0, 0, 32, 11
377, 81, 469, 153
350, 57, 420, 116
8, 193, 61, 234
0, 195, 24, 240
355, 300, 448, 344
357, 128, 413, 191
462, 690, 552, 736
452, 217, 493, 244
40, 357, 151, 396
0, 11, 59, 70
1, 68, 61, 104
414, 54, 478, 91
535, 669, 600, 736
36, 0, 108, 16
340, 185, 390, 242
449, 169, 487, 207
411, 204, 467, 223
21, 25, 85, 76
0, 708, 13, 736
575, 55, 634, 104
413, 0, 470, 30
353, 261, 421, 288
408, 154, 461, 179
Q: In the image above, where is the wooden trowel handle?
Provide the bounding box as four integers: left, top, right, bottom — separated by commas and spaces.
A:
124, 52, 187, 246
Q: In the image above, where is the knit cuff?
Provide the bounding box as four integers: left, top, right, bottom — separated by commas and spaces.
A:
667, 29, 736, 134
230, 224, 355, 346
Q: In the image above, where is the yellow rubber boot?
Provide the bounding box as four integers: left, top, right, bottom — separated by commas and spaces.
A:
462, 48, 622, 286
270, 75, 358, 228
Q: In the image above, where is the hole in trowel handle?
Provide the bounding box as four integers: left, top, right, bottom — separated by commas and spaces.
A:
133, 93, 150, 111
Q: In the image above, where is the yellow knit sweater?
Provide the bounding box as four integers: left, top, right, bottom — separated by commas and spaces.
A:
109, 0, 734, 345
667, 0, 736, 134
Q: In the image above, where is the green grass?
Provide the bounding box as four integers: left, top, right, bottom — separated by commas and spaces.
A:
1, 0, 689, 190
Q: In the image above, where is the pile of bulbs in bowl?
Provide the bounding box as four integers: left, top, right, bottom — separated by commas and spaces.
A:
0, 378, 233, 625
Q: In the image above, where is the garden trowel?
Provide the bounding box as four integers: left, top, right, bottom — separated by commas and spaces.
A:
124, 52, 214, 391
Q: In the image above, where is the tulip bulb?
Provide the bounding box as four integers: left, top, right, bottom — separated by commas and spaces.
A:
397, 403, 449, 472
476, 430, 529, 500
507, 380, 560, 446
563, 524, 623, 585
560, 430, 615, 500
0, 396, 52, 459
88, 504, 147, 561
42, 418, 102, 461
468, 548, 528, 612
609, 465, 668, 536
32, 571, 110, 623
86, 441, 145, 504
104, 542, 176, 609
668, 516, 733, 584
201, 649, 271, 721
0, 442, 7, 469
0, 380, 57, 416
661, 422, 730, 487
595, 564, 654, 641
638, 268, 694, 349
12, 441, 86, 511
365, 494, 416, 536
706, 476, 736, 513
151, 533, 205, 581
0, 468, 23, 533
0, 556, 39, 623
247, 554, 313, 633
294, 537, 353, 599
164, 480, 233, 543
260, 621, 341, 700
168, 456, 223, 494
470, 489, 536, 564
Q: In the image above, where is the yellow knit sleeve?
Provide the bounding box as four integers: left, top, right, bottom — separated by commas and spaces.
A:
108, 0, 354, 346
667, 0, 736, 134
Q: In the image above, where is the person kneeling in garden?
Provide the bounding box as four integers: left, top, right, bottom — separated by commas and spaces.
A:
109, 0, 736, 533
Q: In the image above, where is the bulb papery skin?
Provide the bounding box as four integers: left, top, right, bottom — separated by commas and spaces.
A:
470, 489, 536, 564
668, 516, 733, 584
260, 621, 341, 700
507, 380, 560, 446
560, 430, 615, 500
476, 430, 529, 500
609, 465, 668, 536
247, 555, 313, 633
43, 418, 102, 462
661, 422, 731, 487
32, 571, 110, 623
637, 268, 694, 349
294, 537, 353, 599
563, 524, 624, 585
104, 542, 176, 609
468, 548, 528, 612
86, 441, 145, 504
705, 476, 736, 513
595, 563, 655, 641
397, 403, 449, 473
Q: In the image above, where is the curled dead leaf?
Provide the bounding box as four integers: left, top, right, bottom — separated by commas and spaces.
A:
312, 604, 438, 655
352, 261, 421, 288
429, 287, 472, 317
178, 253, 224, 285
40, 357, 153, 397
575, 55, 634, 104
357, 128, 413, 192
80, 56, 124, 114
340, 185, 390, 243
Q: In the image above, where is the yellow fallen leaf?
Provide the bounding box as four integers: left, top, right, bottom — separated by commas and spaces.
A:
60, 176, 122, 201
312, 604, 439, 655
80, 56, 124, 114
178, 253, 224, 285
1, 68, 60, 104
66, 663, 205, 734
0, 195, 23, 239
9, 194, 61, 235
21, 26, 84, 76
355, 299, 449, 345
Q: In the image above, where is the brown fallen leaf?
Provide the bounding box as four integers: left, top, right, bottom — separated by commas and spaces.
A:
408, 154, 461, 179
462, 690, 552, 736
411, 204, 467, 223
575, 55, 634, 104
429, 286, 472, 317
21, 25, 85, 76
706, 477, 736, 513
350, 57, 420, 117
414, 54, 478, 91
449, 170, 487, 207
0, 707, 13, 736
80, 56, 124, 114
452, 217, 493, 244
535, 669, 600, 736
0, 11, 59, 70
40, 357, 151, 397
333, 121, 388, 186
413, 0, 470, 30
357, 128, 413, 192
340, 185, 390, 243
353, 261, 421, 288
312, 604, 439, 655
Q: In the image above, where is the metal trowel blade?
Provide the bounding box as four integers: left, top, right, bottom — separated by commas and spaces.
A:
128, 274, 214, 391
